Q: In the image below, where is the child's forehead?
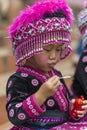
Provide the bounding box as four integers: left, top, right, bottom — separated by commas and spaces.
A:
43, 43, 64, 48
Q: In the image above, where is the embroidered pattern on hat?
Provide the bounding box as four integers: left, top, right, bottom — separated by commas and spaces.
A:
12, 17, 71, 48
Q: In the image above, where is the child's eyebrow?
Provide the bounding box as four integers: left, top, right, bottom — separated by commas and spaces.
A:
43, 43, 64, 49
43, 45, 53, 49
58, 45, 63, 47
59, 43, 64, 46
56, 44, 64, 48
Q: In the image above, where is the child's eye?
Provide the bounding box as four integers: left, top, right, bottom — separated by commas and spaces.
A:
56, 49, 61, 52
44, 49, 51, 52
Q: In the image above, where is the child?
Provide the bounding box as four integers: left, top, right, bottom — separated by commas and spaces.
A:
6, 0, 87, 129
72, 0, 87, 99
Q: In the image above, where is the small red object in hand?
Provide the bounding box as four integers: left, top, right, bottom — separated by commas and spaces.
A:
70, 96, 84, 117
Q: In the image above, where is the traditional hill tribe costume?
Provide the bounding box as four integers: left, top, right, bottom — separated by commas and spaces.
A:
6, 0, 87, 129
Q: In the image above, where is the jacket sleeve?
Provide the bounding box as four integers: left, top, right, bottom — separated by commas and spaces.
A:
6, 73, 46, 126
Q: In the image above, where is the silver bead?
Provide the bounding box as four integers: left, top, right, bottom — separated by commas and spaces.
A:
54, 23, 60, 27
13, 41, 16, 45
66, 26, 69, 30
28, 29, 33, 34
41, 27, 45, 32
18, 36, 22, 40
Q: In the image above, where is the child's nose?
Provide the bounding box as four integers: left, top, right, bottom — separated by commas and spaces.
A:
49, 50, 56, 59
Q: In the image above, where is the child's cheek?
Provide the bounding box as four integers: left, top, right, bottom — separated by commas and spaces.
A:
39, 57, 48, 63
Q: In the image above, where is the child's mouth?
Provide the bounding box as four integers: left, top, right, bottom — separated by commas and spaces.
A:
48, 63, 55, 68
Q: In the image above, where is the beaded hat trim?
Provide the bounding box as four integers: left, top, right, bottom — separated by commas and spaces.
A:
78, 9, 87, 31
78, 9, 87, 48
11, 17, 72, 66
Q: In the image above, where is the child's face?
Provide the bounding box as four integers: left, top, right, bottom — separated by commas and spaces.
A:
30, 43, 63, 73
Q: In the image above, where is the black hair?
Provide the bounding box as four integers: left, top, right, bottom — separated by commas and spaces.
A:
44, 10, 66, 19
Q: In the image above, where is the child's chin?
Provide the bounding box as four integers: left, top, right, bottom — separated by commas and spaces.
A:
46, 67, 53, 71
48, 66, 54, 70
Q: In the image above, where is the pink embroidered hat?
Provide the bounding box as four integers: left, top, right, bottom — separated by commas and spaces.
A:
78, 0, 87, 48
9, 0, 74, 66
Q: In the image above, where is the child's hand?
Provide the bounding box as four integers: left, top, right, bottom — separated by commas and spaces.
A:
78, 100, 87, 118
35, 76, 60, 105
70, 98, 87, 118
40, 75, 60, 99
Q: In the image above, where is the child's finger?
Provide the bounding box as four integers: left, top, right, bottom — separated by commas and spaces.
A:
82, 100, 87, 109
49, 76, 60, 85
77, 110, 86, 116
77, 114, 85, 118
83, 100, 87, 105
82, 105, 87, 110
